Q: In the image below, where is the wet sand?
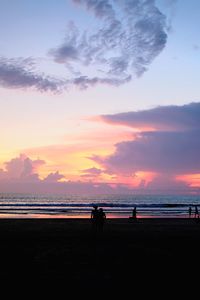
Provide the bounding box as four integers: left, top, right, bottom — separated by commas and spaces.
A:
0, 218, 199, 286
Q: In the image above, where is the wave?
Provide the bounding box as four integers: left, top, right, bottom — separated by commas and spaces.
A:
0, 193, 199, 218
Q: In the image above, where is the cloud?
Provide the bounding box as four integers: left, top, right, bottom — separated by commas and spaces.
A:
81, 167, 103, 179
0, 154, 133, 194
146, 173, 189, 190
71, 74, 131, 89
93, 102, 200, 179
50, 0, 168, 88
73, 0, 115, 20
44, 171, 65, 182
0, 149, 198, 194
4, 154, 45, 181
0, 57, 66, 92
0, 178, 136, 194
100, 102, 200, 131
0, 1, 170, 92
93, 130, 200, 175
0, 169, 8, 180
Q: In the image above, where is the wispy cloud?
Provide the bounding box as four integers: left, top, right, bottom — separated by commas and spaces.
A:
0, 57, 66, 93
0, 1, 170, 92
50, 0, 168, 88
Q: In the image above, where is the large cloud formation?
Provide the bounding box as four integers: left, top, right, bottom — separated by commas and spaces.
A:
0, 154, 65, 185
0, 154, 45, 182
0, 154, 133, 194
94, 102, 200, 181
0, 1, 169, 92
50, 0, 168, 89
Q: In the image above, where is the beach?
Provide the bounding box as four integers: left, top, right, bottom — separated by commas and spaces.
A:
0, 218, 199, 287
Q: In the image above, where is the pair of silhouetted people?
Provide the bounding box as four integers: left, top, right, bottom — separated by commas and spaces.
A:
188, 205, 199, 219
91, 205, 106, 233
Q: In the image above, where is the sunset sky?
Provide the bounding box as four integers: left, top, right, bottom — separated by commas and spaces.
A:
0, 0, 200, 194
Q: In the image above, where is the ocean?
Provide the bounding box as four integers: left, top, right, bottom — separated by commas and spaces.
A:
0, 193, 200, 218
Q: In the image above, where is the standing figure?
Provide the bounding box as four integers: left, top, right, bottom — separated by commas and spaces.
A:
188, 206, 192, 218
91, 205, 99, 233
129, 206, 137, 221
132, 206, 137, 219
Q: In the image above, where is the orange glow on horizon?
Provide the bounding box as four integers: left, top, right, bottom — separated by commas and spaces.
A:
19, 122, 135, 181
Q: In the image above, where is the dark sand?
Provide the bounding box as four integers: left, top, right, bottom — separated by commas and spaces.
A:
0, 218, 199, 287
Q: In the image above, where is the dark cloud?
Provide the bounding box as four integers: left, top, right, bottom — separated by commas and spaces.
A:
0, 57, 66, 92
100, 102, 200, 131
93, 130, 200, 175
94, 102, 200, 176
72, 74, 131, 89
50, 0, 168, 88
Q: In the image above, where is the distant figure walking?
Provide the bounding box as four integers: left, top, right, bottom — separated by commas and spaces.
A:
194, 205, 199, 219
188, 206, 192, 218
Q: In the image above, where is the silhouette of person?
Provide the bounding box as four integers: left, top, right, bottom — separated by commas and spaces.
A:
129, 206, 137, 221
97, 208, 106, 232
194, 205, 199, 219
188, 206, 192, 218
91, 205, 99, 233
132, 206, 137, 219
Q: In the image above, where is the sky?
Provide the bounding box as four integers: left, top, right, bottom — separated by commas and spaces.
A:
0, 0, 200, 194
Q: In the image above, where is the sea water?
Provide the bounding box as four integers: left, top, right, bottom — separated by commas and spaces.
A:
0, 193, 200, 218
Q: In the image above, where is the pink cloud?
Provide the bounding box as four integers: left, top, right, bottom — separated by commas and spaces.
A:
4, 154, 45, 181
0, 153, 198, 194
